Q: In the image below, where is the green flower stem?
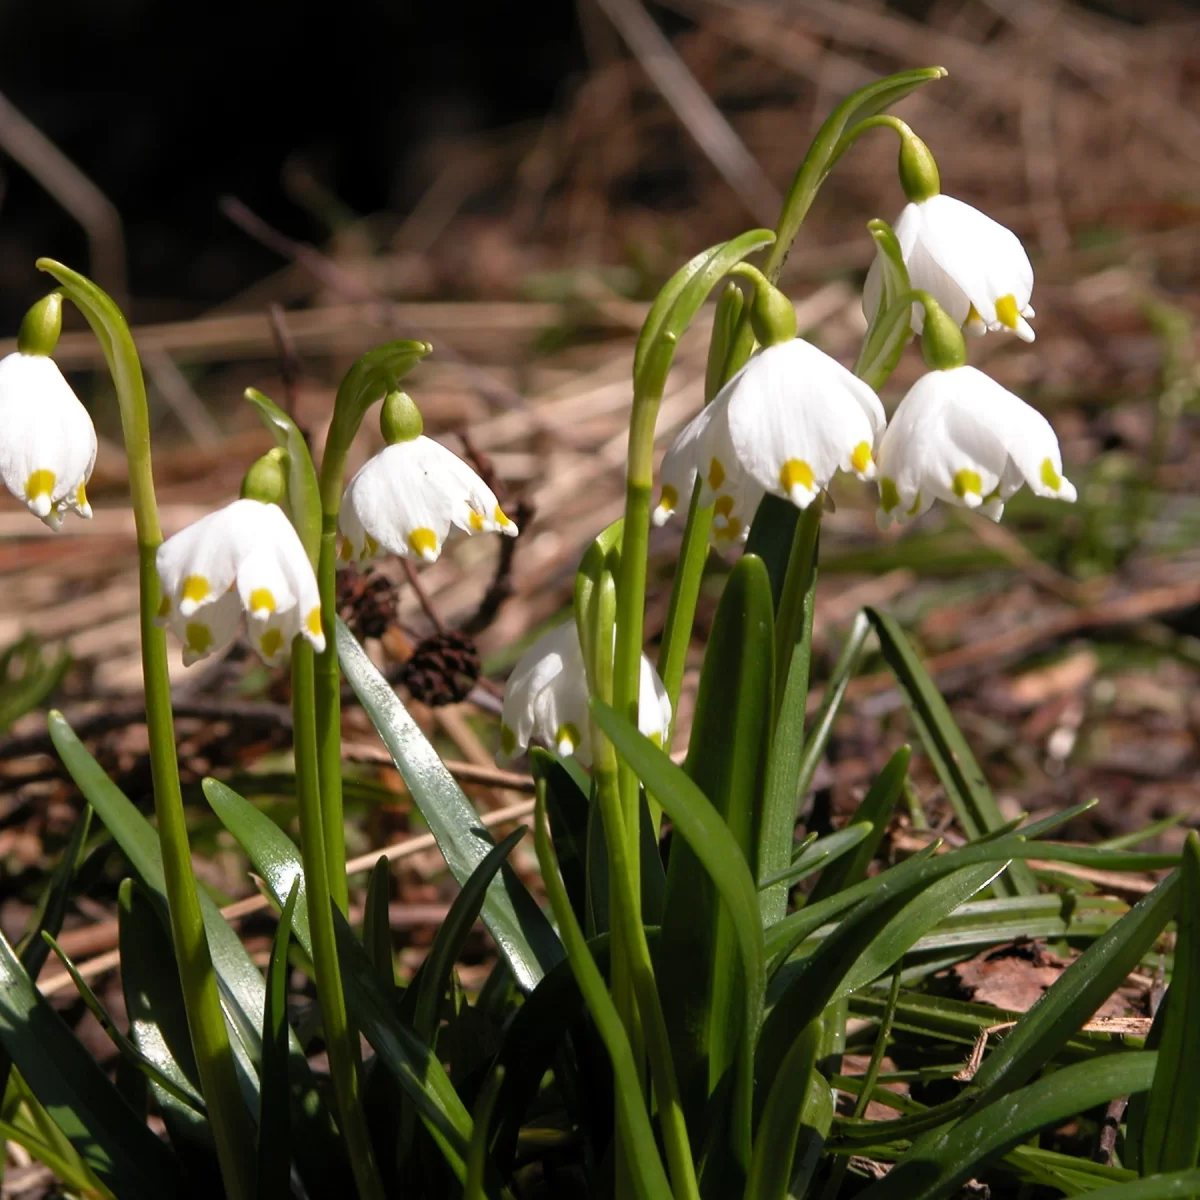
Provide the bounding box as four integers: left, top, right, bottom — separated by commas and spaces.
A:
291, 643, 384, 1200
772, 499, 821, 708
36, 260, 256, 1200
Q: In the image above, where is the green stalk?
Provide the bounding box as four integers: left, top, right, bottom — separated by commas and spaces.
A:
291, 643, 384, 1200
772, 499, 821, 709
37, 260, 256, 1200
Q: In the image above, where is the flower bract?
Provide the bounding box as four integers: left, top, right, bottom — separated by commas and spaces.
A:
0, 352, 97, 530
339, 437, 517, 566
875, 365, 1076, 528
653, 337, 885, 542
864, 194, 1036, 342
498, 620, 671, 768
156, 498, 325, 665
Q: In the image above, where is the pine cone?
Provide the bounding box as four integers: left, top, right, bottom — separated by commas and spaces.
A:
399, 631, 481, 706
336, 566, 396, 640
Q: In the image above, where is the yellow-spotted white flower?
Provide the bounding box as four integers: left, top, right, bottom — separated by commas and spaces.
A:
156, 498, 325, 666
653, 337, 885, 541
0, 294, 97, 530
875, 365, 1076, 528
864, 194, 1036, 343
498, 620, 671, 768
339, 390, 517, 566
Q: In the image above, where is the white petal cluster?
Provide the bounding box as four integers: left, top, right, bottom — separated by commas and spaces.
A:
875, 366, 1076, 527
0, 352, 97, 530
156, 499, 325, 666
339, 437, 518, 566
863, 195, 1035, 342
653, 338, 885, 545
498, 620, 672, 768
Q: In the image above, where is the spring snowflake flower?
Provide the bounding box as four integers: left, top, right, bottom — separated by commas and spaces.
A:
875, 365, 1076, 528
498, 620, 672, 768
156, 499, 325, 666
0, 351, 97, 530
863, 194, 1035, 342
652, 338, 885, 540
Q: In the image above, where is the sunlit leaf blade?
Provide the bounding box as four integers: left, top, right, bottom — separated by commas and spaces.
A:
400, 828, 528, 1047
809, 746, 910, 902
592, 697, 765, 1170
532, 788, 673, 1200
256, 879, 299, 1200
362, 855, 394, 990
1060, 1171, 1200, 1200
244, 387, 321, 564
865, 608, 1036, 895
337, 620, 562, 991
659, 553, 773, 1146
201, 777, 473, 1179
758, 823, 871, 891
860, 1052, 1157, 1200
118, 878, 220, 1184
969, 868, 1178, 1102
0, 926, 183, 1199
1131, 831, 1200, 1173
745, 1019, 820, 1200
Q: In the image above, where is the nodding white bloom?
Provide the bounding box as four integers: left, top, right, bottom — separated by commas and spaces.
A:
339, 437, 518, 566
498, 620, 672, 768
875, 365, 1076, 528
156, 499, 325, 666
0, 352, 97, 530
652, 338, 885, 541
864, 195, 1036, 342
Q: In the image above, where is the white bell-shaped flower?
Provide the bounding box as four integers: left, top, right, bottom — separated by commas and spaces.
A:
498, 620, 672, 768
653, 338, 885, 541
156, 498, 325, 666
339, 436, 517, 566
0, 352, 97, 531
863, 195, 1035, 342
875, 365, 1076, 528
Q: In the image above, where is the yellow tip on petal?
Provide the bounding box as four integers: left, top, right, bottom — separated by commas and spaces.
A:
707, 457, 726, 490
555, 722, 581, 757
964, 303, 986, 335
713, 494, 735, 519
157, 593, 172, 618
25, 468, 55, 503
952, 468, 983, 501
500, 724, 517, 758
364, 533, 380, 558
184, 622, 214, 657
658, 484, 677, 513
338, 538, 353, 563
306, 606, 323, 637
1040, 457, 1062, 492
469, 509, 485, 531
994, 294, 1020, 331
494, 504, 517, 533
75, 482, 91, 516
182, 575, 210, 607
879, 477, 900, 514
407, 527, 439, 561
850, 441, 873, 476
259, 628, 284, 660
779, 458, 815, 498
249, 587, 276, 615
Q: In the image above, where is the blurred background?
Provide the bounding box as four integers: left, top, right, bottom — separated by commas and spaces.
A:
1, 0, 1200, 1088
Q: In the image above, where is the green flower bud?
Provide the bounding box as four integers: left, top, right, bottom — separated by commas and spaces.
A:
919, 296, 967, 370
240, 447, 289, 505
380, 390, 424, 444
747, 278, 797, 348
17, 292, 63, 357
898, 129, 940, 204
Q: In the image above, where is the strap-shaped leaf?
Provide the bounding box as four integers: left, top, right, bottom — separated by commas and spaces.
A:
758, 823, 871, 891
201, 777, 473, 1179
865, 607, 1037, 895
0, 926, 184, 1199
860, 1052, 1157, 1200
337, 620, 562, 991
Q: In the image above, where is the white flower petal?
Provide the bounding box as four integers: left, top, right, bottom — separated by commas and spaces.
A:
0, 353, 97, 528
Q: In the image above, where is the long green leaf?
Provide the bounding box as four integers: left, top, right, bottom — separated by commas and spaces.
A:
758, 823, 871, 891
1058, 1172, 1200, 1200
337, 619, 561, 991
201, 777, 473, 1178
866, 608, 1036, 895
361, 856, 395, 990
0, 926, 183, 1199
659, 553, 774, 1147
859, 1052, 1157, 1200
401, 828, 528, 1047
968, 868, 1178, 1102
255, 880, 298, 1200
745, 1019, 820, 1200
809, 745, 910, 903
592, 697, 765, 1172
1131, 831, 1200, 1173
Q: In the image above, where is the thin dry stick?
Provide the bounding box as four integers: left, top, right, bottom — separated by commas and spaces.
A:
592, 0, 781, 223
37, 795, 536, 998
